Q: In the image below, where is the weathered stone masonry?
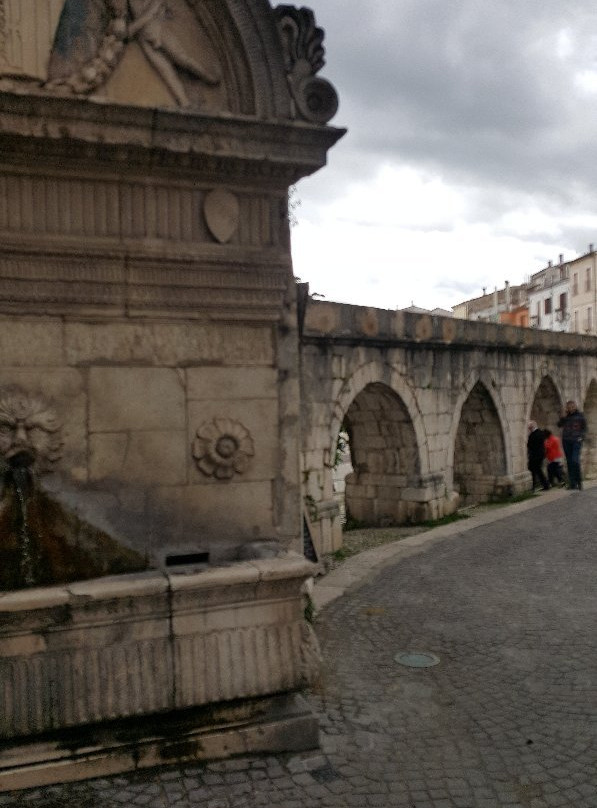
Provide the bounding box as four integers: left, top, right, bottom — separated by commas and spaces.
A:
0, 1, 344, 785
300, 300, 597, 555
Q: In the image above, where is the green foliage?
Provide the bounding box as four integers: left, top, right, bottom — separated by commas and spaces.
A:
334, 430, 349, 469
418, 512, 471, 528
331, 546, 358, 562
343, 513, 371, 532
304, 493, 318, 522
287, 185, 301, 228
485, 490, 538, 507
304, 592, 316, 623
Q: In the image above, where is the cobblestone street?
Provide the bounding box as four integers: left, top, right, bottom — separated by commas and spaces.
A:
3, 487, 597, 807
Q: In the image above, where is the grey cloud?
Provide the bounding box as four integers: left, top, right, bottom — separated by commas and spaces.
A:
310, 0, 597, 215
550, 227, 597, 259
433, 277, 486, 296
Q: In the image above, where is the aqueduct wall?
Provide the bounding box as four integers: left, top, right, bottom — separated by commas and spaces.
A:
300, 299, 597, 556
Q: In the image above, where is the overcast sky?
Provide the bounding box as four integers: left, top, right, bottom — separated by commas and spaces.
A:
290, 0, 597, 311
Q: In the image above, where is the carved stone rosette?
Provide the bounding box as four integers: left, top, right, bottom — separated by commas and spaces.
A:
274, 4, 339, 124
193, 417, 255, 479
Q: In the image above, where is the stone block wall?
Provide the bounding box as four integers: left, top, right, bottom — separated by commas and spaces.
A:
0, 316, 287, 564
0, 0, 340, 775
0, 0, 344, 577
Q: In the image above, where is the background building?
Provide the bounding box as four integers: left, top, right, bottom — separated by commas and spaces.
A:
569, 247, 597, 335
452, 282, 528, 325
527, 256, 570, 332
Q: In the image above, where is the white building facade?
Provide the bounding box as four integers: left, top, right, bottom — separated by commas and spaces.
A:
527, 258, 570, 332
569, 248, 597, 335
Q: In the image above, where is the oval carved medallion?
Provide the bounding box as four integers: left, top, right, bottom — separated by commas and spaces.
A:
203, 189, 240, 244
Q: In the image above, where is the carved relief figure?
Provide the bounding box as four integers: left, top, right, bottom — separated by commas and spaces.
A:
46, 0, 221, 106
0, 386, 146, 590
47, 0, 128, 93
128, 0, 220, 107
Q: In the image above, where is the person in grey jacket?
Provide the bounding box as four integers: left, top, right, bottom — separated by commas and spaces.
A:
557, 400, 587, 490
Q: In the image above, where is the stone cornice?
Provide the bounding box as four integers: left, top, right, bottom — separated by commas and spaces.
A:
0, 92, 345, 184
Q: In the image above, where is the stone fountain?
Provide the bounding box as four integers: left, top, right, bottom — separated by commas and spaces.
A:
0, 0, 343, 789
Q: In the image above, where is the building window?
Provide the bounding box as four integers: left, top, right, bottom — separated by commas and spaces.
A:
588, 307, 593, 331
573, 273, 579, 295
559, 292, 567, 312
586, 267, 592, 292
544, 297, 552, 315
574, 310, 578, 331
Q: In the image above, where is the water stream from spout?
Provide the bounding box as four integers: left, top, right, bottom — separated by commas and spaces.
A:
0, 452, 148, 590
10, 463, 36, 587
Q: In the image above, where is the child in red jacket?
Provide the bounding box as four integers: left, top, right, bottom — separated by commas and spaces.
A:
544, 429, 565, 486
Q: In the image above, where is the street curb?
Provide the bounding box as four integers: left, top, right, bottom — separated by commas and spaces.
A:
313, 481, 596, 612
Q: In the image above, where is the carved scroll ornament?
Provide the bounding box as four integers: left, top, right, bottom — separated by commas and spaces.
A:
193, 417, 254, 479
274, 4, 339, 124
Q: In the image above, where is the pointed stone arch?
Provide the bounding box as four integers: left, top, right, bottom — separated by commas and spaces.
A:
528, 375, 563, 434
447, 371, 513, 482
341, 382, 422, 526
329, 360, 428, 476
301, 360, 431, 553
583, 378, 597, 478
452, 379, 509, 506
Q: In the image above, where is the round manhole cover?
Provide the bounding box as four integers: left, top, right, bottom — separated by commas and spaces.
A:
394, 651, 440, 668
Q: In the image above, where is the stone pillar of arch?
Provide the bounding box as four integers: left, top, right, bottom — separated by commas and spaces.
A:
583, 380, 597, 478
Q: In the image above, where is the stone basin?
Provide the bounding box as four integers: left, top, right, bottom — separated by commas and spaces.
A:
0, 555, 318, 788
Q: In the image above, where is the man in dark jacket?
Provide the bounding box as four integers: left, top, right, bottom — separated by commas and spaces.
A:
527, 421, 549, 491
558, 400, 587, 490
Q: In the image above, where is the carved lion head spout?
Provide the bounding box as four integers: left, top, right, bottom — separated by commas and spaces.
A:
0, 387, 62, 473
